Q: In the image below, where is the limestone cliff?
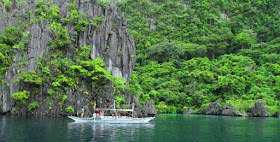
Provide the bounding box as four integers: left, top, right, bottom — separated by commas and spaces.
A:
0, 0, 136, 115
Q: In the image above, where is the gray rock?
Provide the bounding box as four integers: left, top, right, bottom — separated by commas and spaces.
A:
204, 101, 223, 115
183, 108, 194, 114
130, 97, 158, 118
241, 113, 252, 117
273, 112, 280, 117
221, 109, 234, 116
133, 101, 148, 118
250, 100, 268, 117
222, 109, 243, 116
224, 104, 232, 109
221, 104, 239, 116
143, 99, 157, 116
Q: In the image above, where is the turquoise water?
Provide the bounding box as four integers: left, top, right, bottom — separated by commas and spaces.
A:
0, 114, 280, 142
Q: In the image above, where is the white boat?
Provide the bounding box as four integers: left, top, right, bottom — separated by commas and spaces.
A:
68, 116, 155, 124
68, 101, 155, 124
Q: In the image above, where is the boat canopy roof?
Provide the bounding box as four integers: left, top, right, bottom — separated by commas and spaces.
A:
101, 109, 133, 112
93, 100, 136, 117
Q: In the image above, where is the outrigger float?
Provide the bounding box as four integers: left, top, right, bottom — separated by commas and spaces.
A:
68, 101, 155, 124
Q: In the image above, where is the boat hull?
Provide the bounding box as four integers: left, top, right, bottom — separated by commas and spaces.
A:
68, 116, 155, 124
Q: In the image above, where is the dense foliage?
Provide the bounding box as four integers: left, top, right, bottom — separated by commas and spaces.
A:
117, 0, 280, 115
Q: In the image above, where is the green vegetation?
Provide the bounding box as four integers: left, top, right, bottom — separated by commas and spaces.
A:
2, 0, 12, 7
117, 0, 280, 115
97, 0, 109, 7
0, 26, 24, 84
12, 91, 30, 105
28, 102, 39, 111
65, 106, 75, 114
49, 22, 71, 49
16, 70, 42, 85
0, 26, 21, 46
68, 2, 89, 32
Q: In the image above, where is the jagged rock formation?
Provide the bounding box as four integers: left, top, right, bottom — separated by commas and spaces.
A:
221, 104, 242, 116
126, 97, 156, 118
0, 0, 136, 115
250, 100, 268, 117
133, 102, 148, 118
143, 99, 157, 116
203, 101, 223, 115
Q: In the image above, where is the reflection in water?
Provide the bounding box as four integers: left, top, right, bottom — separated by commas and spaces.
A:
67, 122, 155, 142
152, 114, 280, 142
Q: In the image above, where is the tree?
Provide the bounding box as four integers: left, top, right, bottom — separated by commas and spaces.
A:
230, 32, 256, 53
147, 40, 184, 63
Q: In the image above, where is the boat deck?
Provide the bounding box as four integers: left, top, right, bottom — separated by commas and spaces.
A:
68, 116, 155, 124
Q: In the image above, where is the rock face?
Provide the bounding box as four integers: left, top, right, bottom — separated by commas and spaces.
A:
143, 99, 157, 116
204, 101, 223, 115
0, 0, 135, 115
78, 1, 135, 82
250, 100, 268, 117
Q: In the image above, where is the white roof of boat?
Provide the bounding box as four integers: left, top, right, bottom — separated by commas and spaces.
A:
101, 109, 133, 112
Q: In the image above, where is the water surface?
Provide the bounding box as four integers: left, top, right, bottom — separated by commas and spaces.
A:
0, 114, 279, 142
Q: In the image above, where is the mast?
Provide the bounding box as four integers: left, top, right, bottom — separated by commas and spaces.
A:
113, 100, 116, 114
113, 100, 116, 110
93, 101, 96, 120
132, 102, 134, 118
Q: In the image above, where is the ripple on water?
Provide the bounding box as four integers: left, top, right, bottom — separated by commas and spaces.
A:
1, 114, 280, 142
66, 122, 155, 142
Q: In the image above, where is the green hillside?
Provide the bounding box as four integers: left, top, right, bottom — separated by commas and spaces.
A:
117, 0, 280, 115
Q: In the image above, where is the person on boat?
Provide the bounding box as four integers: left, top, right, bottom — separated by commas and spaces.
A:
93, 112, 97, 119
112, 113, 116, 118
93, 103, 101, 119
118, 113, 122, 118
100, 110, 105, 118
96, 108, 100, 119
80, 107, 85, 117
92, 104, 96, 119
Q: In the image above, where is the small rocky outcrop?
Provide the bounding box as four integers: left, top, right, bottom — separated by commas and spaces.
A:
221, 104, 243, 116
131, 98, 157, 118
221, 104, 235, 116
143, 99, 157, 116
133, 101, 147, 118
183, 108, 194, 114
204, 101, 223, 115
250, 100, 268, 117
